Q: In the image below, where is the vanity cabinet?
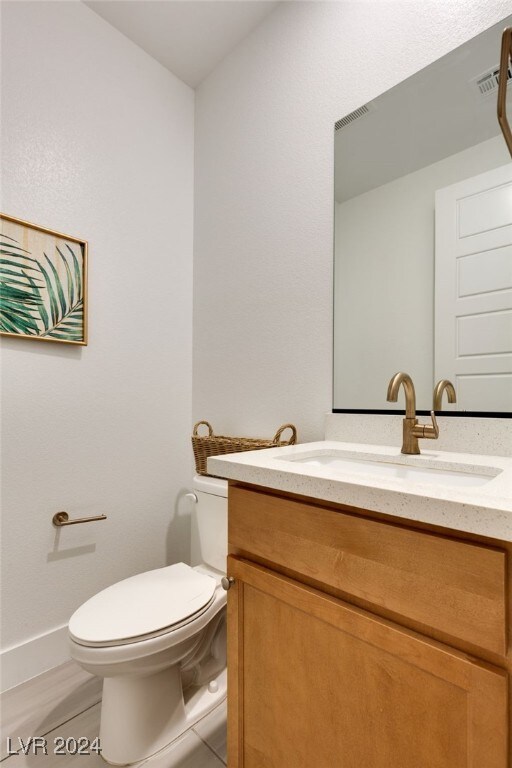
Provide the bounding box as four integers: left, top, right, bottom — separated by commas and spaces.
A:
226, 484, 510, 768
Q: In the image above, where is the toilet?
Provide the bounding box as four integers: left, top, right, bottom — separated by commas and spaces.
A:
68, 475, 228, 766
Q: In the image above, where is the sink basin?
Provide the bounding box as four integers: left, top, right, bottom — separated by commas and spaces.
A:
277, 450, 500, 488
207, 440, 511, 543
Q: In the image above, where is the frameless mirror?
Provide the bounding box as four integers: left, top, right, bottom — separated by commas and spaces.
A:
333, 17, 512, 415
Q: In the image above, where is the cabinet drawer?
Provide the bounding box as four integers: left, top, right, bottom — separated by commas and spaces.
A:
228, 486, 507, 655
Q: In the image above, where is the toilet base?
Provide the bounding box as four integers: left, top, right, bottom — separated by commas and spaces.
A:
100, 667, 227, 765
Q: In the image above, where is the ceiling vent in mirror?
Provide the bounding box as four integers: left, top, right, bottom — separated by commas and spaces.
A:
473, 62, 512, 97
335, 102, 375, 131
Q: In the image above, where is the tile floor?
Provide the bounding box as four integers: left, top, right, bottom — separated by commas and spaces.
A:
1, 662, 227, 767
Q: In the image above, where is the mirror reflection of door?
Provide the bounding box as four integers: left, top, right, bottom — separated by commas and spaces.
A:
435, 164, 512, 412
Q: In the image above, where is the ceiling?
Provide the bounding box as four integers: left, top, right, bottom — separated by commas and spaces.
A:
335, 15, 512, 203
84, 1, 280, 88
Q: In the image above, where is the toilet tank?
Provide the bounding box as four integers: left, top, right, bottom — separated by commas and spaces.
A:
190, 475, 228, 573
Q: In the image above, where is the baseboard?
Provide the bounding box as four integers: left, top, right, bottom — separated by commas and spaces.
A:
0, 624, 70, 692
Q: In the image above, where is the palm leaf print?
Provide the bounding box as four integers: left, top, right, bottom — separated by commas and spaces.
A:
0, 236, 44, 336
0, 231, 84, 342
36, 246, 83, 340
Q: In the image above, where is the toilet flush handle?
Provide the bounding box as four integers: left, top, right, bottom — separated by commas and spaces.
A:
221, 576, 235, 591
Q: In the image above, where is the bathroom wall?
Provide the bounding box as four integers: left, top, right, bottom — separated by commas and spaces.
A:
193, 0, 511, 441
0, 1, 194, 689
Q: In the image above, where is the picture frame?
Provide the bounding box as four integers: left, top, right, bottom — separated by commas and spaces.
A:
0, 213, 88, 346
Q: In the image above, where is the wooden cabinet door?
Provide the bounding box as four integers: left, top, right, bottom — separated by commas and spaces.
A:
227, 556, 508, 768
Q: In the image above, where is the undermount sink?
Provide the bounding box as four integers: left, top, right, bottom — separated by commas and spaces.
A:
277, 449, 500, 488
207, 440, 511, 542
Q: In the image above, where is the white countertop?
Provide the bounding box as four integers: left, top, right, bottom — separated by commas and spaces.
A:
208, 441, 512, 542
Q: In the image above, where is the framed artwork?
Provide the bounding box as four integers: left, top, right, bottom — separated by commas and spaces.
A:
0, 213, 88, 345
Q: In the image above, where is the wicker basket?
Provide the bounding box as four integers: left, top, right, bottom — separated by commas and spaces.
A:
192, 421, 297, 477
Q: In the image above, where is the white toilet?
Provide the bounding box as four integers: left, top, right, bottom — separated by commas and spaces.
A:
68, 475, 228, 766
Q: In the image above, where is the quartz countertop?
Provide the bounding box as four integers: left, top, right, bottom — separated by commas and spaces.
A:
208, 441, 512, 542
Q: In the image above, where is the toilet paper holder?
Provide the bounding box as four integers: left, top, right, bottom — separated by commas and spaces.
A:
52, 511, 107, 527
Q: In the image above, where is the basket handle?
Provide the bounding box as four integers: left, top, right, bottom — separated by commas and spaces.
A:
272, 423, 297, 445
193, 421, 214, 437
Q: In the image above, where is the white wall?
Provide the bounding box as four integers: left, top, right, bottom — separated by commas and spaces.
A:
334, 135, 509, 410
0, 1, 194, 689
193, 0, 511, 440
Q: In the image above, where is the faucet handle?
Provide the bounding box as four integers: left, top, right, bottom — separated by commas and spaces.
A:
426, 410, 439, 439
412, 411, 439, 440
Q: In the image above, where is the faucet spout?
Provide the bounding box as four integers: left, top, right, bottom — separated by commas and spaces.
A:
433, 379, 456, 412
386, 372, 417, 419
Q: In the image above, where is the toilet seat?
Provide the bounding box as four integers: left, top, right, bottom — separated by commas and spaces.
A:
69, 563, 217, 648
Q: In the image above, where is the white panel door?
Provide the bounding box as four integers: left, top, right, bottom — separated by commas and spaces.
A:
435, 164, 512, 412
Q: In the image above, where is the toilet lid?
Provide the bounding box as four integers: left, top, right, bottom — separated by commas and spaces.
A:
69, 563, 217, 646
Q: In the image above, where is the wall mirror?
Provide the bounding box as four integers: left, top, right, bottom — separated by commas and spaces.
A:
333, 17, 512, 416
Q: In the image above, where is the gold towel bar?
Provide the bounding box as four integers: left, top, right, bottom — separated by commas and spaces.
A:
52, 511, 107, 527
497, 27, 512, 158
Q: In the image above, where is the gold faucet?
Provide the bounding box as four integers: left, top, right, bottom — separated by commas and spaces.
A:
386, 372, 439, 455
433, 379, 456, 412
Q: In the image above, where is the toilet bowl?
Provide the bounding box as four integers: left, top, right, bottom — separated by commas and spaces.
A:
68, 476, 228, 766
